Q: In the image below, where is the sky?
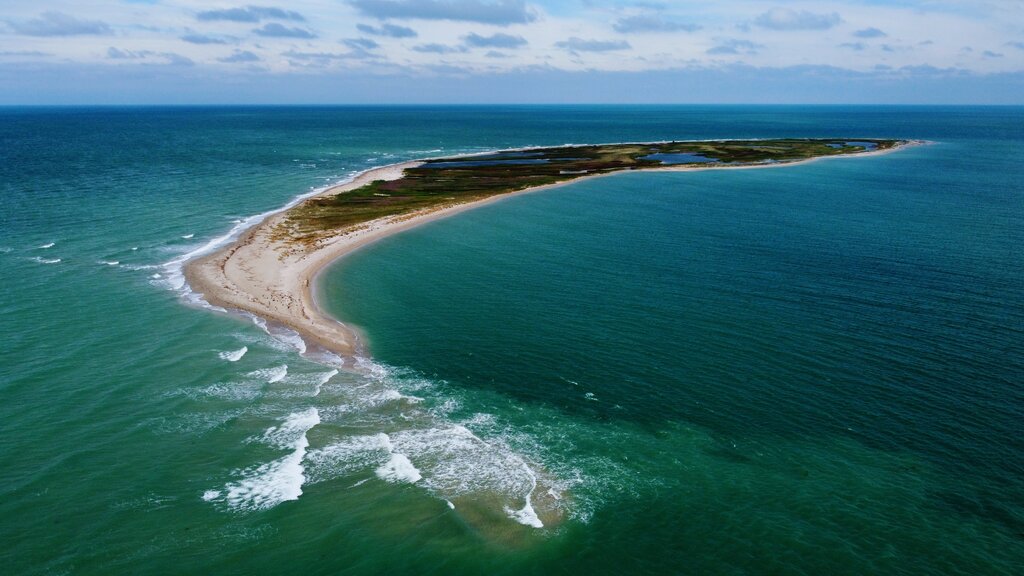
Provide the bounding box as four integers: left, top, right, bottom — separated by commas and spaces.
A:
1, 0, 1022, 104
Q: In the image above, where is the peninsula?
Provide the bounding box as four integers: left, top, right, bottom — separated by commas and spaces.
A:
185, 138, 909, 360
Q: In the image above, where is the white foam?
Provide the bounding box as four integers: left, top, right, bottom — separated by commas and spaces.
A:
446, 500, 455, 509
219, 346, 248, 362
313, 369, 338, 396
267, 365, 288, 384
247, 315, 307, 354
99, 260, 120, 266
506, 498, 544, 528
272, 328, 307, 355
186, 381, 262, 402
181, 234, 194, 239
32, 257, 61, 264
376, 453, 422, 484
352, 356, 395, 381
504, 452, 544, 527
202, 490, 220, 501
38, 242, 55, 249
214, 408, 320, 511
304, 433, 394, 483
245, 365, 287, 384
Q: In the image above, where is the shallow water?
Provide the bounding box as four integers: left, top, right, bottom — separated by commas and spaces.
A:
2, 105, 1022, 575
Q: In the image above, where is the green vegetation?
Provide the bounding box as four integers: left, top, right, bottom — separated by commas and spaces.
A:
282, 139, 902, 243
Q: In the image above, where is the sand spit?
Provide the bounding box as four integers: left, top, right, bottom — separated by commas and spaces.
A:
184, 142, 921, 361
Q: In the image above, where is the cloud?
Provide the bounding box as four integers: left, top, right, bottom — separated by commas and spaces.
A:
983, 50, 1003, 58
0, 50, 51, 57
107, 47, 194, 66
197, 6, 305, 23
839, 42, 866, 51
555, 37, 631, 52
344, 38, 380, 50
485, 50, 509, 58
463, 32, 527, 49
754, 9, 841, 31
707, 39, 762, 55
218, 50, 261, 63
180, 33, 229, 45
853, 27, 887, 39
283, 49, 380, 63
107, 47, 151, 59
6, 11, 112, 36
164, 54, 195, 67
412, 43, 466, 54
253, 23, 316, 38
357, 23, 418, 38
612, 15, 700, 34
1006, 41, 1024, 51
349, 0, 536, 26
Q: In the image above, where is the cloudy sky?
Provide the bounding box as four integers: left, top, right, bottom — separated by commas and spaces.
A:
1, 0, 1022, 104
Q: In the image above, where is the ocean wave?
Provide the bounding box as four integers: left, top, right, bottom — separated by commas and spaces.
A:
197, 352, 568, 528
219, 346, 248, 362
376, 451, 422, 484
312, 369, 338, 397
205, 408, 320, 511
31, 257, 61, 264
248, 365, 287, 384
38, 242, 55, 249
247, 315, 307, 354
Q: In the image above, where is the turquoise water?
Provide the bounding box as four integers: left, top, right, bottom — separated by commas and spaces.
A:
2, 106, 1022, 574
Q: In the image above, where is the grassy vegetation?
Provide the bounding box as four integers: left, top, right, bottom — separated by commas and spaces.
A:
281, 138, 903, 243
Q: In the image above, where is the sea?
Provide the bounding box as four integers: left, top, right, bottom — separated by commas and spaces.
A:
1, 106, 1021, 575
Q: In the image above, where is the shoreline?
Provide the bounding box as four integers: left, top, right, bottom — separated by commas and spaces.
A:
183, 140, 922, 364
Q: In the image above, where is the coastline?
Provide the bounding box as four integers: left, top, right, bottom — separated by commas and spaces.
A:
183, 140, 921, 363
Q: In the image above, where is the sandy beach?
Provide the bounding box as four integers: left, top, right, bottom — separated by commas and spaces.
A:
183, 142, 919, 362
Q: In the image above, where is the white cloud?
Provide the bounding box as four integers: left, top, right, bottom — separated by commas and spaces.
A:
555, 37, 631, 52
349, 0, 536, 26
357, 23, 417, 38
854, 27, 887, 39
463, 32, 527, 49
218, 50, 261, 63
613, 15, 700, 34
252, 23, 316, 38
7, 11, 112, 36
0, 0, 1019, 80
196, 6, 305, 23
754, 9, 842, 31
